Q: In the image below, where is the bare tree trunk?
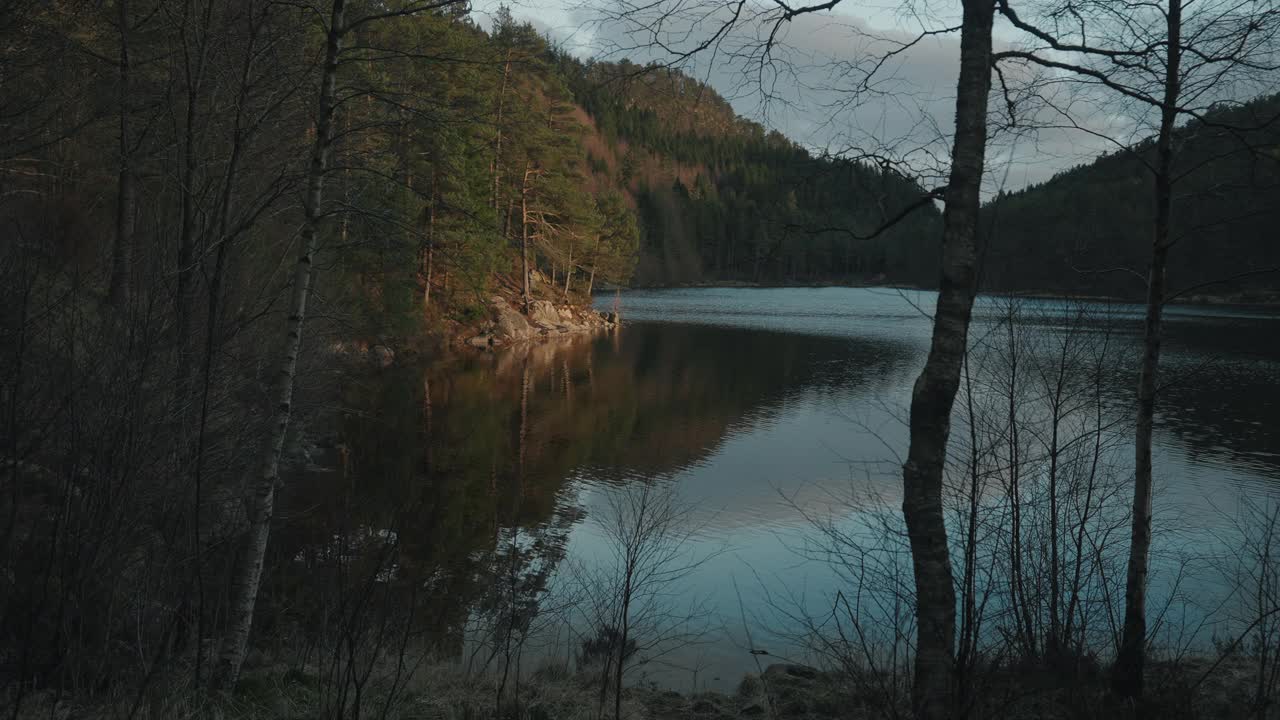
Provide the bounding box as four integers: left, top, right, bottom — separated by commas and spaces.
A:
956, 357, 982, 685
107, 0, 134, 308
587, 234, 600, 298
492, 50, 512, 209
424, 173, 435, 311
521, 164, 532, 309
1046, 336, 1068, 659
191, 17, 263, 681
1065, 370, 1107, 646
1113, 0, 1181, 699
564, 246, 573, 300
615, 570, 632, 720
212, 0, 345, 688
176, 0, 215, 364
901, 1, 994, 716
597, 649, 614, 718
339, 112, 351, 248
1005, 320, 1035, 657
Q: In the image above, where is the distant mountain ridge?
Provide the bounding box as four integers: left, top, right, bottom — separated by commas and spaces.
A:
981, 94, 1280, 301
564, 63, 1280, 301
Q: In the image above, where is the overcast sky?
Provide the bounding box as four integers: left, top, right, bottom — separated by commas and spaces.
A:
466, 0, 1206, 193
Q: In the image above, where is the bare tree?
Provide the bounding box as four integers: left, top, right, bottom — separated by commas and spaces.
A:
213, 0, 349, 686
775, 297, 1135, 717
580, 480, 713, 720
893, 4, 999, 715
1224, 498, 1280, 718
579, 0, 1006, 713
212, 0, 471, 688
992, 0, 1280, 699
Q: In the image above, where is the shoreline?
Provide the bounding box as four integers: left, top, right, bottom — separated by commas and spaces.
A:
609, 281, 1280, 308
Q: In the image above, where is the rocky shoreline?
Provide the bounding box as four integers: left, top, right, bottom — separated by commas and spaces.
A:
461, 295, 620, 349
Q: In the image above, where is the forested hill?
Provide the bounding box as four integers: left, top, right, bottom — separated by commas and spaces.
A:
557, 58, 942, 287
0, 3, 942, 347
981, 94, 1280, 301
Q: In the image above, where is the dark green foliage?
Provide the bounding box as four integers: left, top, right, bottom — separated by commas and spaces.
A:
322, 28, 944, 299
983, 94, 1280, 300
352, 16, 945, 303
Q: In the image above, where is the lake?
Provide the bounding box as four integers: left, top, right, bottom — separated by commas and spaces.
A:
285, 287, 1280, 693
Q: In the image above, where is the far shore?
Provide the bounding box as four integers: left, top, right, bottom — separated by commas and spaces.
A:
603, 281, 1280, 308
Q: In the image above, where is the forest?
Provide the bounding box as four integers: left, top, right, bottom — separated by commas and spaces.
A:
0, 0, 934, 711
982, 93, 1280, 300
3, 0, 1280, 719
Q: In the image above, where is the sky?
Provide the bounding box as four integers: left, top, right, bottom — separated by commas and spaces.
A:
467, 0, 1156, 194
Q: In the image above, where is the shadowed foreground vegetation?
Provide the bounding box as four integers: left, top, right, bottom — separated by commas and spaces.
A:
4, 0, 1280, 716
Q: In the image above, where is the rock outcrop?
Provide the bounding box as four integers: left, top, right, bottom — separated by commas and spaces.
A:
528, 299, 562, 328
491, 296, 536, 341
462, 295, 619, 348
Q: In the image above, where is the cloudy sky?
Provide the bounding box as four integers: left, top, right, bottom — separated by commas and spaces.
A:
468, 0, 1165, 193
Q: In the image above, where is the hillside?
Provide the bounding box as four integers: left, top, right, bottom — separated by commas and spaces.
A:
561, 58, 943, 287
329, 10, 946, 332
982, 94, 1280, 301
308, 10, 946, 334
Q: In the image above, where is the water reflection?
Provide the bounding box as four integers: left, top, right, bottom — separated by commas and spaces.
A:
274, 288, 1280, 692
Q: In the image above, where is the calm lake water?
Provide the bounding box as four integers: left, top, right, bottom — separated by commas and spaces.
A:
293, 287, 1280, 692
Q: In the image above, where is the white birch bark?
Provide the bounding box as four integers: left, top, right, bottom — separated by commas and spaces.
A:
212, 0, 346, 688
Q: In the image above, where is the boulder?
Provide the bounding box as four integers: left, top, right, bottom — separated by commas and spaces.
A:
480, 295, 616, 345
492, 299, 534, 341
528, 299, 561, 327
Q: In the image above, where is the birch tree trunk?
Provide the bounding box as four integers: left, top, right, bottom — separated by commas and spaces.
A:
901, 1, 994, 716
563, 247, 573, 300
587, 234, 600, 298
1112, 0, 1181, 699
212, 0, 345, 688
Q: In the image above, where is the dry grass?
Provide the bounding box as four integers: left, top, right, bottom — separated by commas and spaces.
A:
9, 654, 1278, 720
